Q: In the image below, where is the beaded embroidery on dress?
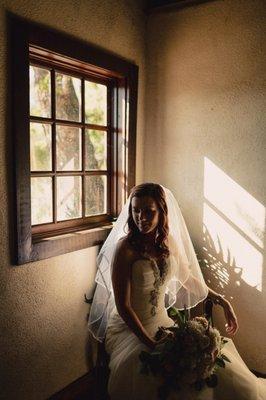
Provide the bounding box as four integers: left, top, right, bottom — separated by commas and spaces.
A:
142, 253, 169, 317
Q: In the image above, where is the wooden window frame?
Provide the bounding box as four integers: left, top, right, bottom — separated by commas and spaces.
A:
29, 52, 113, 238
9, 15, 138, 265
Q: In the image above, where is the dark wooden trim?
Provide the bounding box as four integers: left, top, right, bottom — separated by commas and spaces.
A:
51, 68, 57, 225
146, 0, 216, 13
48, 371, 95, 400
115, 78, 127, 211
30, 45, 124, 81
251, 370, 266, 378
81, 77, 86, 220
32, 216, 113, 238
32, 225, 112, 262
127, 67, 138, 193
31, 171, 108, 177
9, 13, 137, 264
30, 48, 117, 84
30, 116, 108, 131
10, 16, 32, 265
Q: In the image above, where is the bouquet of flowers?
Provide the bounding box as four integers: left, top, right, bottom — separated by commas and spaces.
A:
139, 308, 230, 400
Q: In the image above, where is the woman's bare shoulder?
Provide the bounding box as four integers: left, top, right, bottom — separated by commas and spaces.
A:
116, 236, 135, 256
114, 236, 138, 265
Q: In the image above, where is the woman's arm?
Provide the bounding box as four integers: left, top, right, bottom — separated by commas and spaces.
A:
111, 239, 156, 349
207, 286, 239, 335
182, 274, 239, 335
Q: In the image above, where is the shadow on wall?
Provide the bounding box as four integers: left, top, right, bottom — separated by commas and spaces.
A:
201, 156, 265, 291
197, 157, 265, 367
200, 224, 263, 307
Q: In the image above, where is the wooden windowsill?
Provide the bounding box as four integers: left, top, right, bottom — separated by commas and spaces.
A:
20, 224, 113, 264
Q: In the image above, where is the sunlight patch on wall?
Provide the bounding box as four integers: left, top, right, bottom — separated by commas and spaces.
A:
203, 157, 265, 292
204, 157, 265, 248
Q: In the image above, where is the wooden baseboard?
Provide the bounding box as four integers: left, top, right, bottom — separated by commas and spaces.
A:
48, 371, 95, 400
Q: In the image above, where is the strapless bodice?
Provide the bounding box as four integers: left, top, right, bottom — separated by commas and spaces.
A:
130, 257, 172, 322
106, 257, 174, 338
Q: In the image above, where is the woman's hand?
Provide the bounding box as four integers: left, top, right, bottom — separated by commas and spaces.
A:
220, 297, 239, 335
208, 287, 239, 336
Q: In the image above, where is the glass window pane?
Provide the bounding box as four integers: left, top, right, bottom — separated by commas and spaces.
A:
85, 81, 107, 125
57, 176, 82, 221
56, 73, 81, 122
30, 65, 51, 118
30, 123, 52, 171
85, 176, 107, 216
31, 177, 53, 225
56, 125, 81, 171
85, 129, 107, 170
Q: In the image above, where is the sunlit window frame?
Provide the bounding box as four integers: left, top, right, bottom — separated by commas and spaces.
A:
10, 15, 138, 265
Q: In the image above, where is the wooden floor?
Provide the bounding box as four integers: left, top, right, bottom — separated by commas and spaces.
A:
48, 366, 111, 400
48, 372, 96, 400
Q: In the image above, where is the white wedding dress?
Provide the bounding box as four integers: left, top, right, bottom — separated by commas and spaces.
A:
105, 256, 266, 400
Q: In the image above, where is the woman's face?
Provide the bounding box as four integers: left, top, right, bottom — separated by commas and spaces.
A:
131, 195, 160, 234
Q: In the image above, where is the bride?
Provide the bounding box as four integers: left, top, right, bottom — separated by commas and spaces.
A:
88, 183, 266, 400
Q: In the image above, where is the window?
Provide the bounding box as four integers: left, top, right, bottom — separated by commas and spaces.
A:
29, 50, 113, 238
10, 15, 138, 264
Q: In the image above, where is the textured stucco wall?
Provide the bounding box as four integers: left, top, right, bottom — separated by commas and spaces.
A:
145, 0, 266, 371
0, 1, 146, 399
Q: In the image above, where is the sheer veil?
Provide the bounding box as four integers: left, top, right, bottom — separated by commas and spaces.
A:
87, 185, 208, 342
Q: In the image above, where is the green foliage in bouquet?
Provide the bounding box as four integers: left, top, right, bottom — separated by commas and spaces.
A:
139, 308, 230, 400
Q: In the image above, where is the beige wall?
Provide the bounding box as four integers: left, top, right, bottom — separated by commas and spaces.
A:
0, 1, 146, 399
145, 0, 266, 370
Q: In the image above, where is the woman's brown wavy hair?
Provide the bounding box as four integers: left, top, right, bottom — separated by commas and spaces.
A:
126, 183, 169, 258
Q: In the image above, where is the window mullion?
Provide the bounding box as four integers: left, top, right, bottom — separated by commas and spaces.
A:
110, 80, 118, 216
81, 78, 85, 219
107, 82, 112, 216
51, 68, 57, 224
